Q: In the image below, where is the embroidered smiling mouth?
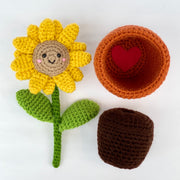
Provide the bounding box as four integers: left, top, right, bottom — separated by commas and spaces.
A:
48, 60, 56, 64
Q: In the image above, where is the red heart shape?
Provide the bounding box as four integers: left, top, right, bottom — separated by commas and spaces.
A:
111, 46, 141, 72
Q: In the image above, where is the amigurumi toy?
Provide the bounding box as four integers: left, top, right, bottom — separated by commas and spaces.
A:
11, 18, 99, 168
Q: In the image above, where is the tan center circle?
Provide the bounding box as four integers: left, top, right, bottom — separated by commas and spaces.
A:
33, 40, 70, 77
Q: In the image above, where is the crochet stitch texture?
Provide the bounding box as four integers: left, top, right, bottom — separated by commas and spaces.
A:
94, 25, 170, 99
98, 108, 154, 169
16, 89, 54, 122
11, 18, 91, 95
16, 87, 99, 168
11, 19, 99, 168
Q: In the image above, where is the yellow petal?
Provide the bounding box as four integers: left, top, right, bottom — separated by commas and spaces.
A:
29, 71, 49, 94
66, 66, 83, 81
16, 68, 34, 80
13, 37, 38, 54
69, 51, 91, 67
43, 77, 55, 95
14, 50, 24, 58
53, 20, 63, 40
53, 71, 75, 93
27, 24, 40, 43
69, 42, 86, 51
57, 23, 79, 49
11, 54, 34, 71
39, 18, 55, 42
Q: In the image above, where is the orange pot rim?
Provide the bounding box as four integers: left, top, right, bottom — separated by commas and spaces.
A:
94, 25, 170, 99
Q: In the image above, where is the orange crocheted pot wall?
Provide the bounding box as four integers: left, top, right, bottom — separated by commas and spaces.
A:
94, 25, 170, 99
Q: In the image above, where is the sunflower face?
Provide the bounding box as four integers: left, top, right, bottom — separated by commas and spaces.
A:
11, 19, 92, 95
33, 40, 70, 77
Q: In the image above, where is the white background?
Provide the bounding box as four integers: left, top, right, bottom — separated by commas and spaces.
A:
0, 0, 180, 179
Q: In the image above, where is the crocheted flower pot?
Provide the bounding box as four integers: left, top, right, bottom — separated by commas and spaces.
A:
94, 25, 170, 99
98, 108, 154, 169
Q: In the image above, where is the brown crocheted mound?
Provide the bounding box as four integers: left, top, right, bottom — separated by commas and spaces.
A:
94, 25, 170, 99
98, 108, 154, 169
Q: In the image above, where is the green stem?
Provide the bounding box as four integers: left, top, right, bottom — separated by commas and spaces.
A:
52, 86, 61, 168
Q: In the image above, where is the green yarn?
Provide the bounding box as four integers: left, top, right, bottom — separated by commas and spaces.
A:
16, 87, 99, 168
59, 100, 100, 132
16, 89, 53, 122
52, 86, 62, 168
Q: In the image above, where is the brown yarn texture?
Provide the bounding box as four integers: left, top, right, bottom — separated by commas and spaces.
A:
98, 108, 154, 169
94, 25, 170, 99
33, 40, 70, 77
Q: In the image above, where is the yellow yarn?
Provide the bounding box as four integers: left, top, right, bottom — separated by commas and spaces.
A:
66, 66, 83, 82
29, 71, 49, 94
53, 71, 75, 93
43, 77, 56, 95
57, 23, 79, 49
53, 20, 63, 39
14, 50, 24, 58
69, 42, 86, 51
11, 18, 91, 95
16, 68, 35, 80
39, 19, 55, 42
27, 25, 40, 43
13, 37, 38, 54
11, 54, 34, 71
69, 51, 91, 67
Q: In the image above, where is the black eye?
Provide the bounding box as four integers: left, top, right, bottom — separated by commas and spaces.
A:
57, 53, 61, 58
42, 53, 47, 58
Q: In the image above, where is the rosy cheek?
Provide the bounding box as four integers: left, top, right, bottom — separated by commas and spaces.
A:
37, 59, 42, 63
62, 58, 66, 62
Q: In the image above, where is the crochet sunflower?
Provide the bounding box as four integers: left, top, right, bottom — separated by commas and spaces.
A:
11, 18, 91, 95
11, 19, 99, 168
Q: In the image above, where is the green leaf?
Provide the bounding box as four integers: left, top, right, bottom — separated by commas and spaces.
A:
59, 99, 99, 132
16, 89, 53, 122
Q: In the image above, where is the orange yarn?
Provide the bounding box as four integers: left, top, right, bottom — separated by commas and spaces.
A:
94, 25, 170, 99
